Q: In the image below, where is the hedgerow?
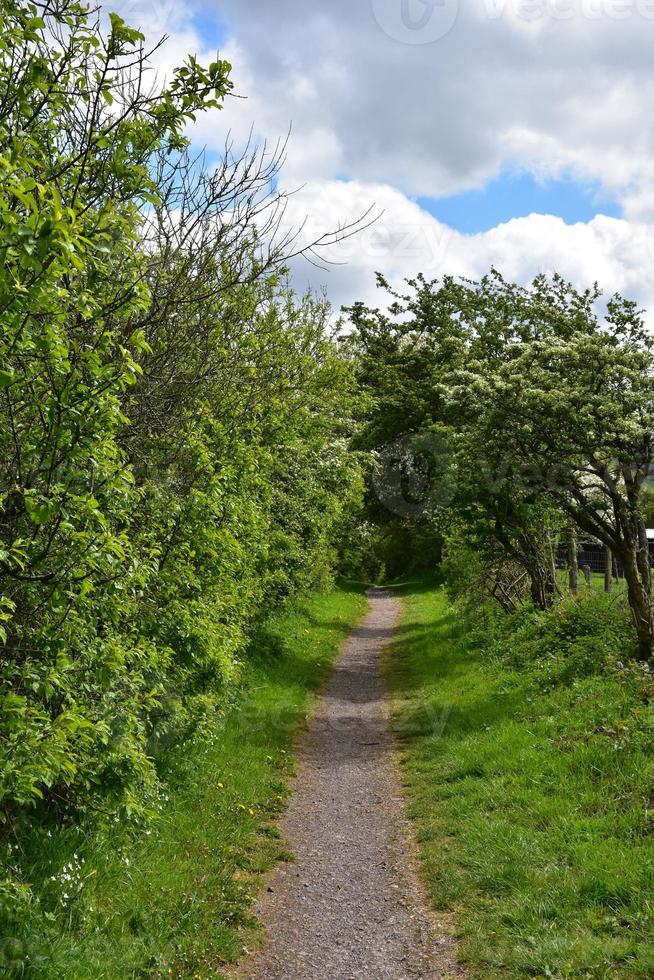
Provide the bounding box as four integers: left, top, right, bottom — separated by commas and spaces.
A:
0, 0, 362, 925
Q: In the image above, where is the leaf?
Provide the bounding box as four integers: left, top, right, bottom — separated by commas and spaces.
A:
24, 495, 53, 525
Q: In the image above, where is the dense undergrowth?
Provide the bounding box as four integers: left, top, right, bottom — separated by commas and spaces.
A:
386, 576, 654, 979
1, 582, 367, 977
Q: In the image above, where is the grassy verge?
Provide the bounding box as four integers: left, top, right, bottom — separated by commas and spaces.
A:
385, 576, 654, 979
7, 582, 367, 979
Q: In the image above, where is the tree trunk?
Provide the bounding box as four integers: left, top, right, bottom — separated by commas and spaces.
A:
620, 544, 654, 659
560, 495, 653, 658
604, 544, 613, 593
529, 559, 556, 610
548, 532, 558, 594
567, 528, 578, 594
493, 507, 557, 611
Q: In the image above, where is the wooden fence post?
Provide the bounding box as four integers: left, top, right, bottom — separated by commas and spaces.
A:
568, 528, 579, 594
604, 544, 613, 593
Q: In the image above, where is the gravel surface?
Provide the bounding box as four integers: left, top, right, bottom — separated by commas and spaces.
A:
235, 587, 463, 980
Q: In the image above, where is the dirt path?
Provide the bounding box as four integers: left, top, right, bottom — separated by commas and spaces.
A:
235, 588, 462, 980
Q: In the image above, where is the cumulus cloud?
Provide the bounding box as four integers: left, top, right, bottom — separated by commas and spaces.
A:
109, 0, 654, 318
175, 0, 654, 214
282, 180, 654, 318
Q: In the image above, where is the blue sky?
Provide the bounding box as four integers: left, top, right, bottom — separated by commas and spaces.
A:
191, 8, 229, 48
417, 172, 622, 234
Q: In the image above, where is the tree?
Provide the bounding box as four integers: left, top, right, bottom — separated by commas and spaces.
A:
0, 3, 369, 930
345, 272, 565, 603
0, 0, 363, 810
343, 275, 464, 575
449, 273, 654, 657
0, 0, 234, 822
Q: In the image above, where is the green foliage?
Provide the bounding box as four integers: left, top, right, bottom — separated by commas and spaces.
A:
496, 592, 637, 678
1, 584, 367, 977
445, 270, 654, 642
0, 1, 364, 927
339, 518, 443, 583
347, 269, 654, 636
343, 278, 457, 579
0, 0, 215, 836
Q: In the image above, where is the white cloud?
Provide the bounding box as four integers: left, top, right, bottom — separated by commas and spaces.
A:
114, 0, 654, 319
281, 180, 654, 319
161, 0, 654, 217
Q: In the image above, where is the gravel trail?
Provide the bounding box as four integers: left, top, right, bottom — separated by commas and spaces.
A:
235, 587, 463, 980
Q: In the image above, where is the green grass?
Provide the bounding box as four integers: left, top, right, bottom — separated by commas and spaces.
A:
556, 569, 626, 594
5, 582, 368, 979
385, 577, 654, 979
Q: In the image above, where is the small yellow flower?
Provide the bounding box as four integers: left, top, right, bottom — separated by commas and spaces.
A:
217, 782, 224, 788
248, 808, 255, 816
237, 803, 246, 811
266, 755, 273, 762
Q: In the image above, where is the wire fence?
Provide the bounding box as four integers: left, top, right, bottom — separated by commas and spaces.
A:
555, 568, 627, 594
555, 542, 627, 593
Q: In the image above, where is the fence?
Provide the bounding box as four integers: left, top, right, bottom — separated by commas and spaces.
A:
555, 541, 621, 578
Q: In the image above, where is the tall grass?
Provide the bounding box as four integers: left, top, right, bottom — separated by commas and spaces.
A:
385, 578, 654, 978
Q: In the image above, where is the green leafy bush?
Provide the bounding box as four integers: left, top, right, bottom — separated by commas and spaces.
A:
0, 1, 363, 924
